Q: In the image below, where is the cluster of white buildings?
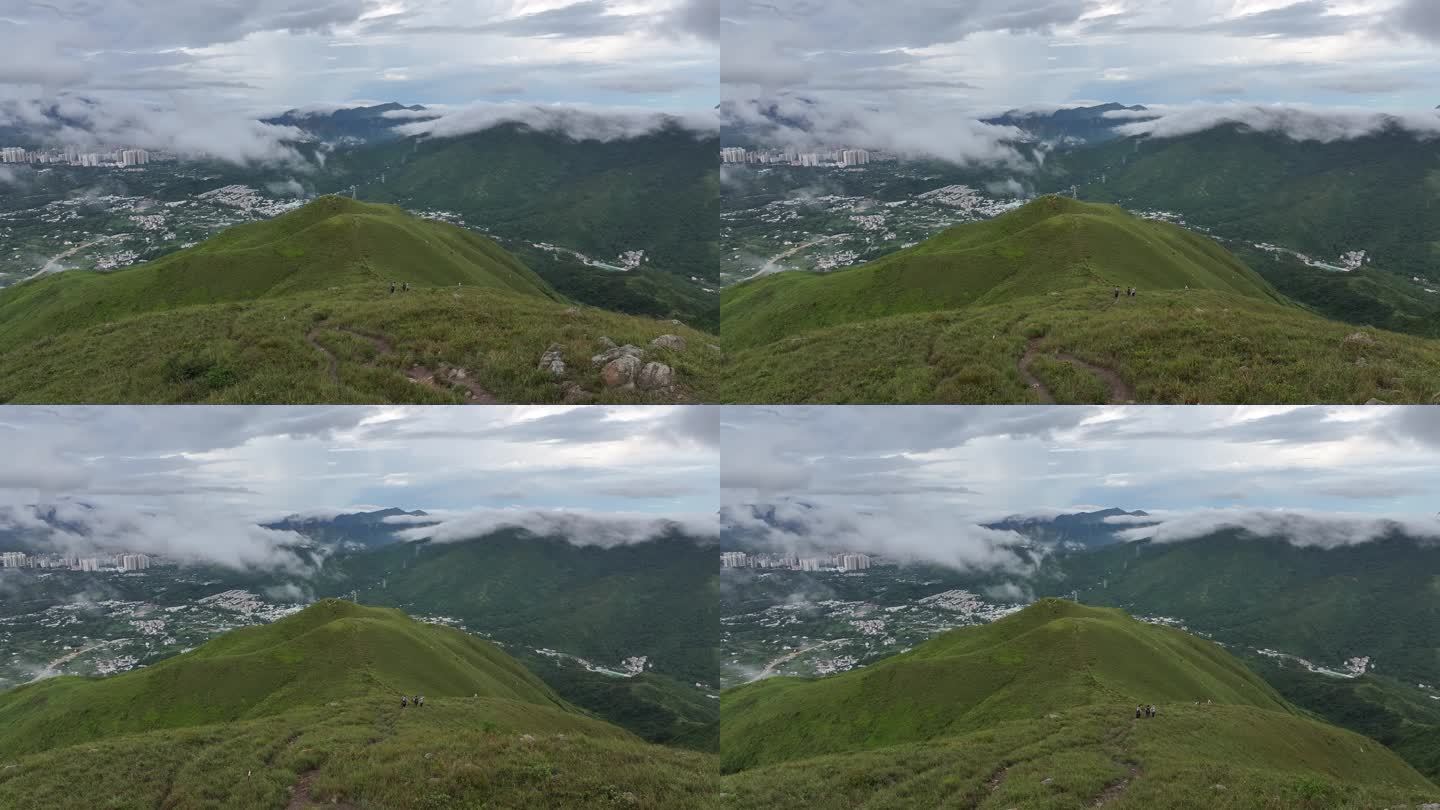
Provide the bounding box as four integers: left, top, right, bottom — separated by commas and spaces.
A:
0, 550, 152, 572
720, 146, 873, 167
721, 551, 873, 571
1, 145, 152, 167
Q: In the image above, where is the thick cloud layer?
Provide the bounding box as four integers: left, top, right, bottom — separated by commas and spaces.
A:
722, 95, 1029, 166
720, 406, 1440, 573
1108, 103, 1440, 143
0, 405, 718, 569
393, 102, 717, 142
1111, 508, 1440, 548
0, 94, 309, 163
390, 508, 718, 548
722, 500, 1036, 573
0, 500, 310, 572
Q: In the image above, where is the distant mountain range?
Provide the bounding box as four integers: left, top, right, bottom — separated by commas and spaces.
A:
266, 507, 433, 550
263, 102, 436, 143
722, 598, 1438, 806
0, 600, 717, 808
986, 507, 1152, 549
984, 102, 1153, 143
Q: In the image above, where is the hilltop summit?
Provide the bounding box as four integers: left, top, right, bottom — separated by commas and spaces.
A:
722, 600, 1439, 807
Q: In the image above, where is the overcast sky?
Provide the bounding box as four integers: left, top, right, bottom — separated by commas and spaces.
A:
0, 0, 716, 161
722, 405, 1440, 568
722, 0, 1440, 161
0, 405, 717, 569
3, 0, 715, 112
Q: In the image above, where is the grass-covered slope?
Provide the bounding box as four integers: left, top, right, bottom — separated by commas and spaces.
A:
722, 196, 1282, 351
0, 600, 719, 809
0, 599, 566, 759
320, 532, 720, 750
327, 123, 721, 285
722, 286, 1440, 404
0, 196, 556, 348
721, 196, 1440, 404
722, 600, 1288, 771
1040, 533, 1440, 689
0, 197, 718, 404
1050, 126, 1440, 285
721, 600, 1439, 809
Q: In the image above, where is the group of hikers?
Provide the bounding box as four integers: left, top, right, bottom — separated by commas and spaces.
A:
389, 281, 410, 294
401, 694, 425, 708
1113, 286, 1138, 300
1135, 704, 1158, 719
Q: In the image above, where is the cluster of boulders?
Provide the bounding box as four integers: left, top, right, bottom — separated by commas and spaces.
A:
536, 334, 687, 398
592, 335, 683, 391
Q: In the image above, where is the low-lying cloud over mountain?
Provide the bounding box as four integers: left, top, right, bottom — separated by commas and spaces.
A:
1107, 102, 1440, 142
722, 1, 1440, 160
1108, 508, 1440, 548
721, 499, 1035, 572
722, 95, 1029, 166
389, 508, 718, 548
0, 95, 310, 164
0, 500, 310, 572
720, 405, 1440, 572
393, 102, 718, 142
0, 406, 718, 569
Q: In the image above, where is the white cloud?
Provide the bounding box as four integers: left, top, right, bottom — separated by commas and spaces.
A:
1108, 102, 1440, 142
0, 499, 312, 572
391, 508, 718, 547
394, 101, 718, 142
1114, 507, 1440, 548
721, 499, 1036, 573
0, 94, 310, 164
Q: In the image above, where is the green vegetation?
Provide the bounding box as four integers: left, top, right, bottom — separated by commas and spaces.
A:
327, 123, 720, 285
1250, 657, 1440, 782
1235, 244, 1440, 339
319, 533, 719, 750
721, 600, 1438, 808
0, 197, 718, 403
721, 196, 1440, 404
517, 246, 718, 333
1040, 534, 1440, 688
723, 285, 1440, 403
0, 601, 716, 809
0, 599, 566, 758
1050, 126, 1440, 284
723, 196, 1282, 350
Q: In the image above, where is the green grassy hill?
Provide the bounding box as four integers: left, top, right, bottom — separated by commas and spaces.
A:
721, 197, 1440, 403
326, 123, 720, 285
0, 196, 718, 403
1251, 656, 1440, 782
320, 532, 719, 750
721, 599, 1439, 809
1039, 534, 1440, 688
1050, 126, 1440, 285
0, 600, 718, 809
723, 196, 1282, 350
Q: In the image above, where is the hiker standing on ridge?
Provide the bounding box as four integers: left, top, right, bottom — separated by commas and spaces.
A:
1113, 286, 1121, 301
389, 281, 396, 294
403, 282, 410, 292
401, 696, 408, 708
1135, 705, 1142, 719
